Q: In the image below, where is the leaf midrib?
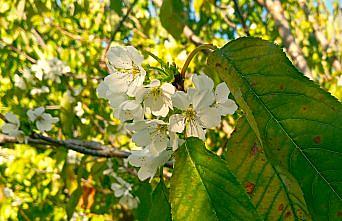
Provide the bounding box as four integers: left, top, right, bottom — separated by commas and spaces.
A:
219, 49, 342, 201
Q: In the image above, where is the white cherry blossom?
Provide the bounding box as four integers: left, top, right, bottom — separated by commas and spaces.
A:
214, 82, 238, 115
31, 58, 69, 82
27, 107, 59, 132
14, 74, 27, 90
127, 148, 172, 181
169, 88, 221, 140
114, 100, 144, 122
96, 73, 129, 108
135, 79, 175, 117
127, 119, 169, 155
106, 46, 146, 97
1, 112, 25, 142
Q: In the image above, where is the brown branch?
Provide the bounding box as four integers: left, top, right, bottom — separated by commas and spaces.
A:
0, 133, 173, 168
0, 39, 36, 63
256, 0, 313, 79
299, 0, 341, 72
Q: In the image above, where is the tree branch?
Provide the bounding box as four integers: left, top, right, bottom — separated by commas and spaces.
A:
0, 133, 173, 168
232, 0, 250, 36
102, 0, 139, 59
257, 0, 313, 79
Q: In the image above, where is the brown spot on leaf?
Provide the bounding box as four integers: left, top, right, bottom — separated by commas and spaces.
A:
279, 84, 285, 90
250, 142, 261, 156
251, 82, 257, 87
313, 136, 321, 144
302, 106, 307, 111
215, 63, 221, 68
337, 211, 342, 217
297, 209, 303, 216
245, 182, 255, 195
285, 211, 292, 218
278, 203, 284, 211
207, 157, 212, 161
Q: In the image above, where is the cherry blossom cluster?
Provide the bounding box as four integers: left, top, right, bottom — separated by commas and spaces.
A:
97, 46, 238, 181
1, 107, 59, 142
14, 57, 70, 95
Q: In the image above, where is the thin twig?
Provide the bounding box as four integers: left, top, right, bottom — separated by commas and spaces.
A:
0, 39, 37, 63
232, 0, 250, 36
102, 0, 139, 59
180, 44, 217, 78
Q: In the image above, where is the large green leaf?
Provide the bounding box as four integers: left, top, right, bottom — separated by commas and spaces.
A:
225, 117, 311, 220
170, 137, 260, 221
207, 37, 342, 220
148, 179, 171, 221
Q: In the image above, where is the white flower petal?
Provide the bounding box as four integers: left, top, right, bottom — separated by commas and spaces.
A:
169, 114, 185, 133
2, 123, 18, 134
127, 149, 149, 167
191, 89, 215, 111
107, 46, 132, 69
150, 133, 169, 155
104, 73, 130, 94
108, 93, 128, 109
132, 129, 152, 147
192, 74, 214, 91
217, 99, 238, 115
97, 81, 109, 98
198, 107, 221, 128
161, 83, 175, 96
5, 113, 19, 125
151, 104, 169, 117
215, 82, 230, 104
36, 120, 53, 132
137, 166, 155, 181
145, 79, 160, 88
169, 132, 180, 151
172, 91, 190, 110
186, 120, 206, 140
126, 46, 144, 65
127, 71, 146, 97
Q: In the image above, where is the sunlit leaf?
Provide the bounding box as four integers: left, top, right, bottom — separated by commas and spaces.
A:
208, 37, 342, 220
170, 137, 260, 221
225, 117, 311, 220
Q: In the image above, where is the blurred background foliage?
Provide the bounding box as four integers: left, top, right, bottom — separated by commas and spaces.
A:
0, 0, 340, 220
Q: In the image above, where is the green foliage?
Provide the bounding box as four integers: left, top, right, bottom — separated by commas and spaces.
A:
0, 0, 341, 220
148, 179, 171, 221
207, 37, 342, 220
160, 0, 186, 40
170, 137, 260, 221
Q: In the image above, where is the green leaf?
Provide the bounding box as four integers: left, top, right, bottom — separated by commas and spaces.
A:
170, 137, 260, 221
225, 117, 311, 220
207, 37, 342, 220
148, 179, 171, 221
134, 183, 153, 221
110, 0, 123, 15
159, 0, 186, 40
66, 186, 82, 220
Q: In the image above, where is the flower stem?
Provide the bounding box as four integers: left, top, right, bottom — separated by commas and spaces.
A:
180, 44, 217, 78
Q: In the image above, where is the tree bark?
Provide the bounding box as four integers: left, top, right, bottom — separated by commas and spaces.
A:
257, 0, 313, 79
